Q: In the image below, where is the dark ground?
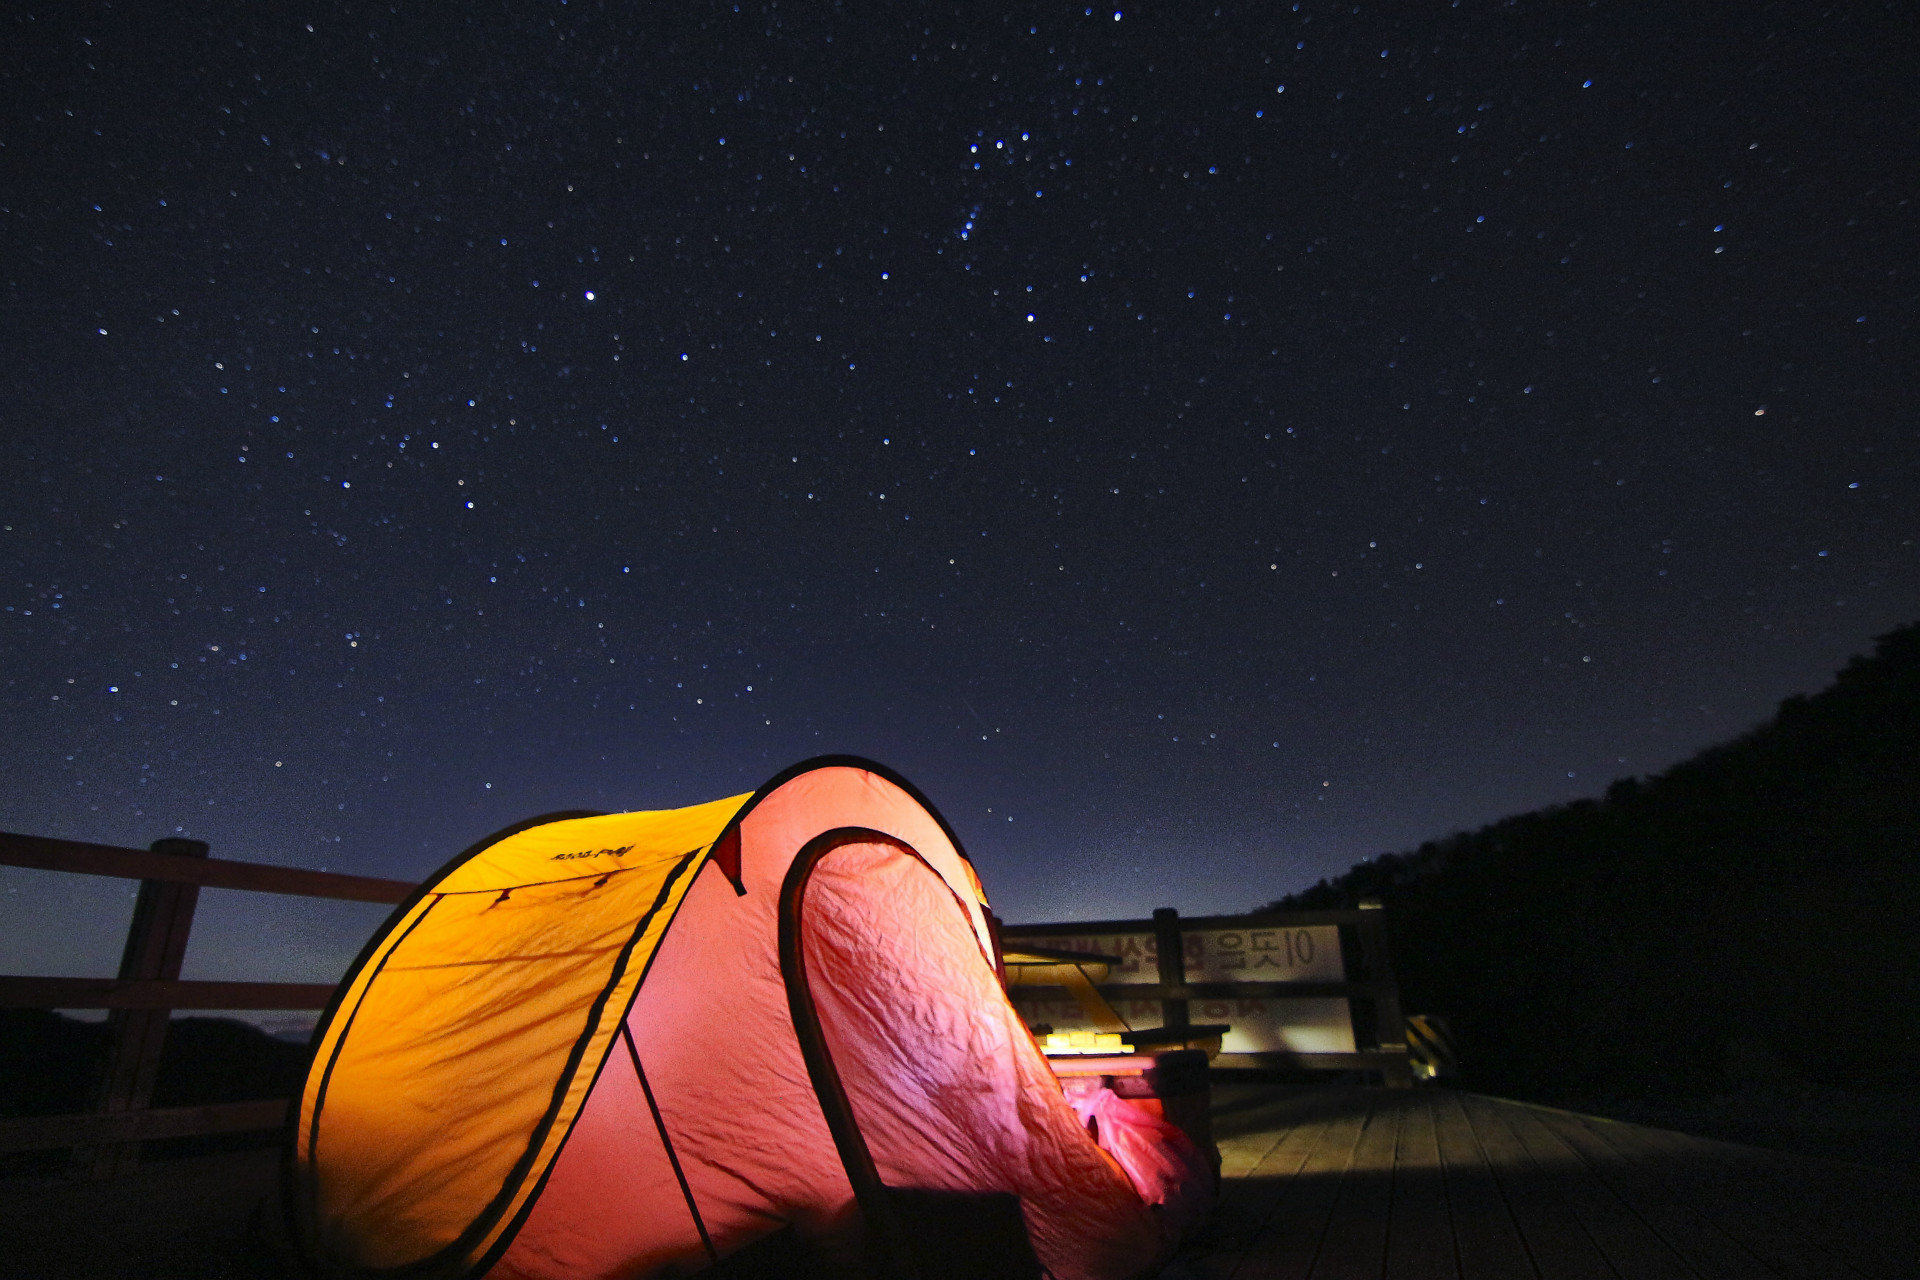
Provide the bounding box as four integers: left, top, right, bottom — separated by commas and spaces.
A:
1221, 1071, 1920, 1179
7, 1080, 1919, 1279
1568, 1086, 1920, 1180
0, 1145, 285, 1280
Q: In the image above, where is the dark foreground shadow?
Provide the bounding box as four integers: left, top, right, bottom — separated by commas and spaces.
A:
1168, 1087, 1920, 1280
0, 1147, 285, 1280
10, 1088, 1916, 1280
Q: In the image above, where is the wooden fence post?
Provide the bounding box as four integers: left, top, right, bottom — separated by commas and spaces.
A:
75, 837, 208, 1178
1354, 904, 1413, 1088
1152, 907, 1188, 1032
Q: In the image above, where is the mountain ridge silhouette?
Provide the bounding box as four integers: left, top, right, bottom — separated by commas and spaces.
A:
1269, 621, 1920, 1102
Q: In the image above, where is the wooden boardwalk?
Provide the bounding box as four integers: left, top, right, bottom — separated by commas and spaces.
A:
1172, 1086, 1920, 1280
2, 1086, 1915, 1278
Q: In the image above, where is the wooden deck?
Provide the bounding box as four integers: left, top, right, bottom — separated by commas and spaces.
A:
1172, 1085, 1920, 1280
2, 1085, 1915, 1278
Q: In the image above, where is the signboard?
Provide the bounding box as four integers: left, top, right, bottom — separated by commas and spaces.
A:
1003, 924, 1356, 1055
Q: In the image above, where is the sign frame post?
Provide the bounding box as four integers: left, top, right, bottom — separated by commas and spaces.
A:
1151, 907, 1189, 1032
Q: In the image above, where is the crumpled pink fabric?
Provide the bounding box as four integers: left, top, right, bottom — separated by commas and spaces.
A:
1060, 1078, 1214, 1238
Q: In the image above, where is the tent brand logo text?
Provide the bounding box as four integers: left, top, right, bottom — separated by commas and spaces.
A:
550, 845, 634, 862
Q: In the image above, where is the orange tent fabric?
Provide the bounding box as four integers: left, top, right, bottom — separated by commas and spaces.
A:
290, 757, 1183, 1279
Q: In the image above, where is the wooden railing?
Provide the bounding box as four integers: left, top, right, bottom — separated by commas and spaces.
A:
0, 832, 412, 1175
2, 830, 1417, 1177
1002, 906, 1414, 1086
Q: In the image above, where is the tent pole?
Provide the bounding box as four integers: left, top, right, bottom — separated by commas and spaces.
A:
779, 827, 924, 1280
621, 1024, 717, 1264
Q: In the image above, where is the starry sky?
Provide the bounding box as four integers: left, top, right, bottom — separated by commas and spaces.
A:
3, 2, 1916, 1000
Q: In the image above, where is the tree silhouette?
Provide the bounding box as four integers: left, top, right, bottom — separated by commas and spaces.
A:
1268, 622, 1920, 1102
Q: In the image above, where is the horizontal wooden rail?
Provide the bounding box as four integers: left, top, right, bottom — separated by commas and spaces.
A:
0, 976, 338, 1011
0, 1098, 289, 1155
1002, 907, 1386, 935
1012, 979, 1400, 1001
0, 832, 414, 903
2, 828, 409, 1175
1053, 1050, 1408, 1075
1212, 1049, 1408, 1073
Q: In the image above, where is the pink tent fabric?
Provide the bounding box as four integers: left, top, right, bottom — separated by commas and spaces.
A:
1061, 1079, 1214, 1238
489, 762, 1182, 1279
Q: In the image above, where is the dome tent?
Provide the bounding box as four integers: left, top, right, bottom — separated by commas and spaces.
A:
289, 757, 1199, 1279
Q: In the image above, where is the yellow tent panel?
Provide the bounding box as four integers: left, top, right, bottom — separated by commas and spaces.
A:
296, 797, 749, 1272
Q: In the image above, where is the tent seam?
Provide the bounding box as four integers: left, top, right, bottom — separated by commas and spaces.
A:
464, 844, 705, 1277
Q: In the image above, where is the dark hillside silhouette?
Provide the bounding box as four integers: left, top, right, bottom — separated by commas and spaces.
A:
1272, 622, 1920, 1104
0, 1011, 308, 1170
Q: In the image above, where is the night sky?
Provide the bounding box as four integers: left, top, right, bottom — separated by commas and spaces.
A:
4, 3, 1916, 1005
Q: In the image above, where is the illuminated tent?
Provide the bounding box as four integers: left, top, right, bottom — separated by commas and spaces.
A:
289, 757, 1195, 1280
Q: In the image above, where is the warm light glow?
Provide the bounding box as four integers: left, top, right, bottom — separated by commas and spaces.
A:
1045, 1030, 1125, 1055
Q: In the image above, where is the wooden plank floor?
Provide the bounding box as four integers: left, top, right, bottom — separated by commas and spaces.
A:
1168, 1086, 1920, 1280
3, 1087, 1912, 1278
